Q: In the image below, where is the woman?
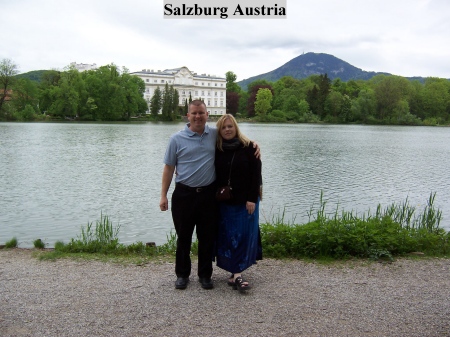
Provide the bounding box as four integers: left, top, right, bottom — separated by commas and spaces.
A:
214, 114, 262, 292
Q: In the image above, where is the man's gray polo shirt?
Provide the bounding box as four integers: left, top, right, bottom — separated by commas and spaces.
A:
164, 124, 217, 187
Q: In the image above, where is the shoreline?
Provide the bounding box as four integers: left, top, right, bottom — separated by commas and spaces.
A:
1, 249, 449, 336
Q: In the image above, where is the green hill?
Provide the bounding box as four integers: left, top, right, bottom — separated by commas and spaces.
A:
14, 70, 48, 83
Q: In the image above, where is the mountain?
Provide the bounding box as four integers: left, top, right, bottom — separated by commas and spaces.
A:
14, 70, 47, 83
237, 52, 393, 88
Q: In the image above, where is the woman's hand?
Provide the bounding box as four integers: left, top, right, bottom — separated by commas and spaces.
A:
246, 201, 256, 214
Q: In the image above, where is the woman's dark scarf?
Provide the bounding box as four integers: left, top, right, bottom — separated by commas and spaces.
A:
222, 138, 241, 151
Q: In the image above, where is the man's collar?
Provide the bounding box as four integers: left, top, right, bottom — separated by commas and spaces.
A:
185, 123, 210, 136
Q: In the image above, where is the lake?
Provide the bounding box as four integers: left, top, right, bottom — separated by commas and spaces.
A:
1, 122, 449, 248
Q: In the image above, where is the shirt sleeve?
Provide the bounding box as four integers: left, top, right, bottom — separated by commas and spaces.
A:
163, 135, 178, 166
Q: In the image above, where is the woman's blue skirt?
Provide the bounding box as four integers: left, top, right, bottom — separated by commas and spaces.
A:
215, 199, 262, 274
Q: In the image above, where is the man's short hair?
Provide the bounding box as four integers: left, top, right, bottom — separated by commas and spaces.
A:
189, 99, 206, 109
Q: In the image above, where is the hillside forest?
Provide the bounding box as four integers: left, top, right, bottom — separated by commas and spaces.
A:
1, 58, 449, 125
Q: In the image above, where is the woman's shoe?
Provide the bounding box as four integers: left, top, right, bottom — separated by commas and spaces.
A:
234, 276, 251, 292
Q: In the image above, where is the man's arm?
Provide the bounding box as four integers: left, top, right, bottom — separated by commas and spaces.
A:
160, 164, 175, 211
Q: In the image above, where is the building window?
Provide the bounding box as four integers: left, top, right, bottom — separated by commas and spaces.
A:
220, 100, 224, 107
195, 91, 198, 95
202, 82, 204, 86
221, 92, 224, 97
154, 80, 157, 83
195, 82, 198, 85
221, 83, 224, 87
208, 83, 210, 86
161, 80, 164, 83
201, 91, 204, 95
215, 83, 217, 86
215, 92, 217, 96
208, 100, 211, 106
146, 79, 149, 82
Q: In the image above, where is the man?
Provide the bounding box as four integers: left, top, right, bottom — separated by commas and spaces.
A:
160, 100, 218, 290
160, 100, 259, 290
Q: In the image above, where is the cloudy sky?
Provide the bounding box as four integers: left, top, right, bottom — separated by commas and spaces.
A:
2, 0, 450, 81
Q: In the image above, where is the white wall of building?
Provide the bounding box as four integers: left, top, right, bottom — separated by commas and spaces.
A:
131, 66, 227, 115
70, 62, 98, 71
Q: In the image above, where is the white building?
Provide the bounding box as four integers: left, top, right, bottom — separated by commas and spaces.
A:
131, 66, 226, 115
70, 62, 98, 71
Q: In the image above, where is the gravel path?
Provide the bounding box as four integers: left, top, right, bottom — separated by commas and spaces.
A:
1, 249, 449, 337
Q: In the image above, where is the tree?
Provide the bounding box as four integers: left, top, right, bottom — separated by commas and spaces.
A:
225, 71, 241, 93
15, 104, 36, 121
340, 94, 352, 122
324, 91, 344, 119
150, 86, 162, 116
171, 86, 180, 117
351, 89, 376, 123
246, 80, 273, 117
119, 71, 147, 120
226, 91, 239, 115
160, 83, 179, 120
183, 100, 188, 115
254, 88, 272, 116
298, 99, 311, 116
306, 74, 331, 119
161, 83, 172, 120
11, 78, 39, 113
420, 78, 450, 122
282, 95, 300, 114
0, 58, 19, 115
371, 75, 411, 121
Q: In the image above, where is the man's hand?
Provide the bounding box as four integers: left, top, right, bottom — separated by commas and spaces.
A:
160, 196, 169, 211
253, 141, 261, 159
160, 164, 175, 211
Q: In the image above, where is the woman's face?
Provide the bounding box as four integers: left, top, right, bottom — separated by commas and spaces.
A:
220, 118, 237, 140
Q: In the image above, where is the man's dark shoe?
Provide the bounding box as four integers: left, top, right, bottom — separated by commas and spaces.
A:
199, 277, 214, 289
175, 277, 189, 289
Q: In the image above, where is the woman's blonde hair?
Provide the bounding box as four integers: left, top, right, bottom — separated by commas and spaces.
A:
216, 114, 251, 151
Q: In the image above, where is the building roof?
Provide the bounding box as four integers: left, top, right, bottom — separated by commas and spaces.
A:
132, 67, 225, 80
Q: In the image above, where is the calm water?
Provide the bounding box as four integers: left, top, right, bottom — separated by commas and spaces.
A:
1, 122, 449, 248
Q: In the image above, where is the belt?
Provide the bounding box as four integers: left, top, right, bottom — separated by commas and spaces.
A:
176, 182, 214, 193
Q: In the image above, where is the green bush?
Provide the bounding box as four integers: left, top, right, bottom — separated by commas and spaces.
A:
5, 237, 18, 248
33, 238, 45, 249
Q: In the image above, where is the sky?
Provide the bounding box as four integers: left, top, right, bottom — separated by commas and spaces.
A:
2, 0, 450, 81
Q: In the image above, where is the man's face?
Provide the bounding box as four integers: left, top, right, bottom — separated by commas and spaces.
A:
187, 104, 208, 133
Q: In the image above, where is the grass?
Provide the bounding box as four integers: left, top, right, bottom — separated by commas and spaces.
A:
261, 192, 449, 261
33, 238, 45, 249
37, 214, 195, 263
5, 237, 18, 248
6, 193, 448, 263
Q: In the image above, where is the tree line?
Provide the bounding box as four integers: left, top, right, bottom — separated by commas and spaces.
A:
0, 59, 180, 122
2, 57, 449, 125
225, 71, 450, 125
